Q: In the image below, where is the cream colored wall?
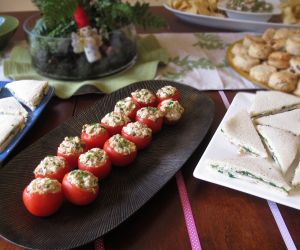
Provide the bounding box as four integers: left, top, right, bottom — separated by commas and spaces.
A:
0, 0, 164, 12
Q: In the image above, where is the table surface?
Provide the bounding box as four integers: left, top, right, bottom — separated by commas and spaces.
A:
0, 7, 299, 250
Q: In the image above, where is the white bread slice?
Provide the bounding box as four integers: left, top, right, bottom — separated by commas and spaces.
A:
6, 80, 49, 111
0, 114, 25, 153
249, 91, 300, 117
0, 97, 28, 119
257, 125, 299, 175
222, 109, 268, 158
292, 160, 300, 186
255, 109, 300, 136
207, 156, 291, 194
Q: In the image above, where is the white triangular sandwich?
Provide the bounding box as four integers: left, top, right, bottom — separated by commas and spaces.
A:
6, 80, 49, 111
221, 109, 268, 158
257, 125, 299, 175
0, 96, 28, 119
249, 91, 300, 117
292, 160, 300, 186
255, 109, 300, 136
206, 156, 291, 194
0, 114, 25, 153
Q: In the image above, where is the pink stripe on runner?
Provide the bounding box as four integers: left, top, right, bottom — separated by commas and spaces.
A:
218, 90, 296, 250
94, 238, 105, 250
176, 171, 202, 250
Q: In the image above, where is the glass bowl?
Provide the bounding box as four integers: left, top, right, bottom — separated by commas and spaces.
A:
23, 14, 137, 80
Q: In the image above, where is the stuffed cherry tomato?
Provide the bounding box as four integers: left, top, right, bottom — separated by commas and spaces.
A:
136, 107, 163, 134
81, 123, 110, 149
78, 148, 111, 179
158, 99, 184, 125
34, 155, 71, 182
101, 111, 130, 136
131, 88, 157, 108
23, 178, 64, 217
121, 121, 152, 150
156, 85, 180, 103
103, 134, 137, 166
62, 170, 99, 206
57, 136, 86, 168
114, 97, 140, 120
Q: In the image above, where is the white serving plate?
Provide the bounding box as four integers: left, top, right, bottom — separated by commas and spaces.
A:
164, 4, 297, 32
193, 92, 300, 210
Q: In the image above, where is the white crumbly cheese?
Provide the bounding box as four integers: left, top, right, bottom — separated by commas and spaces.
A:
159, 100, 184, 122
79, 148, 109, 167
123, 121, 152, 137
27, 178, 61, 194
108, 134, 137, 155
67, 170, 98, 190
156, 86, 177, 99
136, 107, 163, 121
57, 136, 85, 155
82, 123, 106, 136
34, 156, 66, 175
131, 89, 156, 104
101, 112, 130, 127
114, 97, 137, 116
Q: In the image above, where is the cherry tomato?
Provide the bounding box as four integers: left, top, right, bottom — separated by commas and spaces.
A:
62, 170, 99, 205
23, 178, 64, 217
158, 99, 184, 125
131, 89, 157, 108
156, 86, 180, 103
114, 97, 140, 120
135, 107, 163, 134
78, 148, 112, 179
34, 156, 71, 182
101, 112, 130, 136
81, 123, 110, 149
103, 134, 137, 166
121, 122, 152, 150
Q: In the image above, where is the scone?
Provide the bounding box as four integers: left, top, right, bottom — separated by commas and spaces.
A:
243, 35, 265, 48
248, 43, 272, 59
289, 56, 300, 75
270, 38, 286, 51
268, 51, 291, 69
233, 54, 260, 72
286, 35, 300, 56
268, 70, 297, 92
250, 64, 277, 84
293, 79, 300, 96
262, 28, 275, 43
231, 43, 248, 56
273, 28, 291, 40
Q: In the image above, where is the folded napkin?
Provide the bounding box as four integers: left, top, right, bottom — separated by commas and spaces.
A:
3, 35, 169, 99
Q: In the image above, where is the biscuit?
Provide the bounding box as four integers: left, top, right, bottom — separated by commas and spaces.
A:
248, 43, 272, 59
233, 54, 260, 72
231, 43, 248, 56
243, 35, 265, 48
293, 79, 300, 96
268, 51, 291, 69
273, 28, 291, 40
262, 28, 275, 42
249, 64, 277, 84
268, 70, 297, 92
286, 35, 300, 56
289, 56, 300, 75
271, 38, 286, 51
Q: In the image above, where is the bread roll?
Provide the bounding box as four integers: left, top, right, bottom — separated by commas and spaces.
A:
268, 70, 297, 92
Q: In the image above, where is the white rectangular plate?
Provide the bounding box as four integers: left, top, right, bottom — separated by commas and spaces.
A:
193, 92, 300, 210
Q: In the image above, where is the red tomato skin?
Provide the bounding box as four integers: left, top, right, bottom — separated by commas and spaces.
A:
135, 116, 163, 134
22, 188, 64, 217
157, 102, 180, 125
57, 150, 82, 169
62, 176, 99, 205
121, 129, 152, 150
132, 96, 157, 108
103, 140, 137, 167
34, 161, 72, 182
81, 130, 110, 149
78, 158, 112, 179
100, 123, 125, 136
157, 90, 180, 103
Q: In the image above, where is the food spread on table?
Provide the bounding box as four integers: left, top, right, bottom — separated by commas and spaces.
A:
0, 80, 49, 153
22, 85, 185, 216
281, 0, 300, 24
228, 28, 300, 96
225, 0, 273, 13
206, 90, 300, 194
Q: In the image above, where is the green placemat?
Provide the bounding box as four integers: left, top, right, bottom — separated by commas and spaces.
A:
3, 35, 169, 99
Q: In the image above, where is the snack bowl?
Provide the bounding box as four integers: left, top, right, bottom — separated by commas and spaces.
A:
23, 14, 137, 80
0, 15, 19, 50
218, 0, 281, 22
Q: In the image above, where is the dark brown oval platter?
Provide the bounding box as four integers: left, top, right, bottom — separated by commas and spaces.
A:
0, 80, 215, 250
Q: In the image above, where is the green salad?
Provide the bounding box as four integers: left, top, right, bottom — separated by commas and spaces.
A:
226, 0, 273, 13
